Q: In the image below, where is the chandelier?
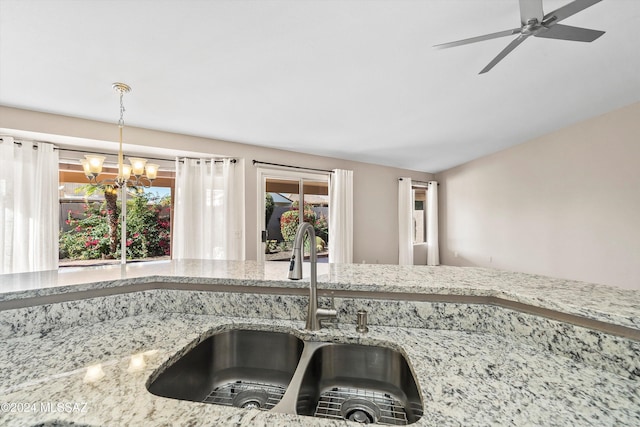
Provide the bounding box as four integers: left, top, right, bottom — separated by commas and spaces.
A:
80, 83, 159, 188
79, 82, 160, 265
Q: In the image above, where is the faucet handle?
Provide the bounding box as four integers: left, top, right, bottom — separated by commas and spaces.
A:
308, 307, 337, 330
317, 307, 338, 320
317, 307, 338, 328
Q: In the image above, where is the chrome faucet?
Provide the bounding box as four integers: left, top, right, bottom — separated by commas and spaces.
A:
288, 222, 337, 330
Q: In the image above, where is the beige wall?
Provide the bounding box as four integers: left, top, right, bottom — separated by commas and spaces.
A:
436, 102, 640, 290
1, 106, 432, 264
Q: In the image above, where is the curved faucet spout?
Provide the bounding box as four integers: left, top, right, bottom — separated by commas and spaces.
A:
288, 222, 315, 281
288, 222, 336, 330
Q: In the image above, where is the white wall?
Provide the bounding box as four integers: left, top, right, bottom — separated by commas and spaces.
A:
0, 106, 432, 264
437, 102, 640, 290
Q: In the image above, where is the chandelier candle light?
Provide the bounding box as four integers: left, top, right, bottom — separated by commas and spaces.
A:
80, 83, 159, 264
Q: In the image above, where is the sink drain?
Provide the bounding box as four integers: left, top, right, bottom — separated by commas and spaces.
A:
232, 389, 269, 409
341, 398, 381, 424
203, 381, 287, 410
314, 387, 410, 425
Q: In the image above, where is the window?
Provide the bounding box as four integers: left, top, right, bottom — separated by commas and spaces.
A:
412, 187, 427, 244
58, 158, 175, 266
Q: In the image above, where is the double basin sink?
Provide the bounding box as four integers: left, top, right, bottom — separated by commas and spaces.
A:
147, 329, 423, 425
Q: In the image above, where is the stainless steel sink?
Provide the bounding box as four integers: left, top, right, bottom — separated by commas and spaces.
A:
294, 343, 423, 425
147, 329, 304, 410
148, 330, 423, 425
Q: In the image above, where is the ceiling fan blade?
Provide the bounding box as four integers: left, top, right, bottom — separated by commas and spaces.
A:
536, 24, 605, 42
434, 28, 521, 49
543, 0, 603, 24
519, 0, 544, 26
479, 34, 529, 74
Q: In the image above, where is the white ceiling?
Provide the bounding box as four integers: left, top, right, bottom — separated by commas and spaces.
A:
1, 0, 639, 173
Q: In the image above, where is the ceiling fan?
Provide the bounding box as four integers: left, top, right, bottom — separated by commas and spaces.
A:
434, 0, 605, 74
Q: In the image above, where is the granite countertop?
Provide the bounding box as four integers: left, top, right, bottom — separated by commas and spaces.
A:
1, 313, 639, 426
1, 261, 639, 426
1, 260, 639, 330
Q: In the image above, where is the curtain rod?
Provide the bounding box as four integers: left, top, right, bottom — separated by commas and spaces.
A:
253, 160, 333, 174
398, 178, 438, 187
178, 157, 236, 164
58, 147, 236, 164
3, 139, 236, 164
57, 147, 176, 163
5, 139, 170, 161
4, 139, 59, 150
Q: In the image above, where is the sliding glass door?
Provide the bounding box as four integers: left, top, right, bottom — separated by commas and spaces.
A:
257, 168, 330, 262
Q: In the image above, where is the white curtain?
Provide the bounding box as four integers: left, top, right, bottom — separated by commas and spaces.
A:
173, 158, 244, 260
427, 181, 440, 266
329, 169, 353, 264
398, 177, 413, 265
1, 137, 59, 274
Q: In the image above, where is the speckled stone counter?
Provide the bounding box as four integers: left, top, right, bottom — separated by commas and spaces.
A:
2, 260, 639, 329
0, 261, 639, 426
1, 314, 639, 426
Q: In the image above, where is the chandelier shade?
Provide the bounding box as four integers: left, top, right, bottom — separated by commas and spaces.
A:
145, 163, 159, 180
121, 164, 132, 181
84, 154, 106, 175
128, 157, 147, 176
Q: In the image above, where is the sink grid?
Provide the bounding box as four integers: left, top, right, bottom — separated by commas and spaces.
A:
314, 387, 411, 425
203, 380, 287, 410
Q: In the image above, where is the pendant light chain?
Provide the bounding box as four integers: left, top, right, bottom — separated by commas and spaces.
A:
118, 88, 126, 129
